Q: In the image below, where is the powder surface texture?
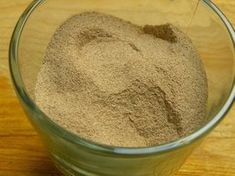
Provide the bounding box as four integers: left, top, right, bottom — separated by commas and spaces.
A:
35, 12, 208, 147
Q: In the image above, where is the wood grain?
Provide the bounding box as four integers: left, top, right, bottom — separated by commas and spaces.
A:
0, 0, 234, 176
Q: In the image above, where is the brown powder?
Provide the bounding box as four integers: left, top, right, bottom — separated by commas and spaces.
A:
35, 12, 208, 147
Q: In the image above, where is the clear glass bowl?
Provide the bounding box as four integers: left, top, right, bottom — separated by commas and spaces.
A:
9, 0, 235, 176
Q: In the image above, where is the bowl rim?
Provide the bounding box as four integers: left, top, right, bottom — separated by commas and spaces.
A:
9, 0, 235, 156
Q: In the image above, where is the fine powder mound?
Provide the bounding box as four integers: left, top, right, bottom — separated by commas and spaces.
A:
35, 12, 208, 147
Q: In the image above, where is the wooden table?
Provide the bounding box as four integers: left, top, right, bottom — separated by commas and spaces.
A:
0, 0, 234, 175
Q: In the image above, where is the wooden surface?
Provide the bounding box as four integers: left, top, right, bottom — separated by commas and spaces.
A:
0, 0, 234, 175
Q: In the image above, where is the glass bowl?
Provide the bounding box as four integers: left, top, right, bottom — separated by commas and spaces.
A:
9, 0, 235, 176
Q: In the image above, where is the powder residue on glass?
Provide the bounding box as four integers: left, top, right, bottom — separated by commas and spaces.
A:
35, 12, 208, 147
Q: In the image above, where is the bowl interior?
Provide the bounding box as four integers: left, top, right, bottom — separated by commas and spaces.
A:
16, 0, 234, 144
